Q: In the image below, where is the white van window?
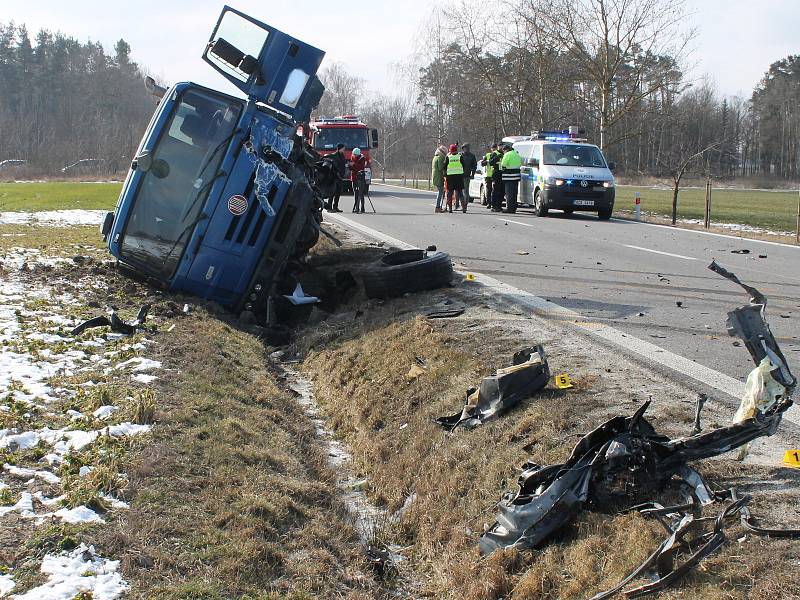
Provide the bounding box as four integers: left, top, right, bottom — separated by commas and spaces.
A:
543, 144, 607, 168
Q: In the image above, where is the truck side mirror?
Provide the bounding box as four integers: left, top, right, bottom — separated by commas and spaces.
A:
608, 161, 616, 172
528, 157, 539, 168
371, 128, 379, 148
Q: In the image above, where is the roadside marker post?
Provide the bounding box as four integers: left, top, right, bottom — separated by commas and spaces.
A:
635, 192, 641, 221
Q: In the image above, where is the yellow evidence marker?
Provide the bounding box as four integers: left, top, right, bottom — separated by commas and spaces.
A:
465, 273, 476, 281
554, 374, 573, 389
783, 450, 800, 468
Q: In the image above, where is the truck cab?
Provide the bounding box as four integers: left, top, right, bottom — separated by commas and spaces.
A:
505, 129, 616, 219
102, 6, 332, 325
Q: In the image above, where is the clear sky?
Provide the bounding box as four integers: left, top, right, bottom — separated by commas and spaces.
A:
2, 0, 798, 99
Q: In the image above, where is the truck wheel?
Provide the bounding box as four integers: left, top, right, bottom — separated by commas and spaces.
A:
363, 249, 453, 299
534, 189, 548, 217
598, 208, 612, 220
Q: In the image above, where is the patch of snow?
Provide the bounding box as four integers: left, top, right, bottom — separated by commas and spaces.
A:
53, 505, 104, 524
32, 491, 65, 507
0, 210, 107, 227
131, 373, 157, 384
92, 406, 118, 420
3, 464, 60, 484
0, 491, 34, 517
78, 466, 94, 477
0, 573, 15, 596
114, 357, 161, 372
10, 543, 128, 600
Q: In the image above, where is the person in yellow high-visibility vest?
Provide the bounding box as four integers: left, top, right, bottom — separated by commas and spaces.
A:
500, 143, 523, 214
445, 143, 467, 213
481, 143, 498, 207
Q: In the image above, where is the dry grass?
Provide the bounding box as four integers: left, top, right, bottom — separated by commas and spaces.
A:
96, 310, 385, 599
298, 236, 800, 600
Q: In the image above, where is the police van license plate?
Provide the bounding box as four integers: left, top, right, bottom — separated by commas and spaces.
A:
573, 199, 594, 206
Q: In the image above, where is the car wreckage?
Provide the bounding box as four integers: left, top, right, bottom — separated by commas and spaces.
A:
101, 6, 339, 329
477, 262, 797, 596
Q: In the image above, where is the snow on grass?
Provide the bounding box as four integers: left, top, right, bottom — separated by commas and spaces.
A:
8, 544, 127, 600
0, 245, 158, 536
0, 210, 106, 227
0, 491, 34, 517
0, 574, 14, 596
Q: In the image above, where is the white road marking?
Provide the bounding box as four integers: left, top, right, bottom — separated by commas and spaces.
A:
324, 212, 800, 428
497, 218, 534, 227
623, 244, 697, 261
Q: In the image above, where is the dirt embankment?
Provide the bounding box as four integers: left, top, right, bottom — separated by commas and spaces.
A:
293, 224, 800, 599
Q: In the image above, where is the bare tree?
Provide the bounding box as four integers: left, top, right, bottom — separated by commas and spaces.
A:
525, 0, 694, 150
315, 62, 365, 117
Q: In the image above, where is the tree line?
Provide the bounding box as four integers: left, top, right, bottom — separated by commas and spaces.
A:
1, 4, 798, 185
0, 21, 155, 177
323, 0, 798, 186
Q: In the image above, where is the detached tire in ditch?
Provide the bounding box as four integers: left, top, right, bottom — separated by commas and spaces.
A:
363, 249, 453, 299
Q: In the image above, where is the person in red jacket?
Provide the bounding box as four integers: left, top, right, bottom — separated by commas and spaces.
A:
350, 147, 367, 213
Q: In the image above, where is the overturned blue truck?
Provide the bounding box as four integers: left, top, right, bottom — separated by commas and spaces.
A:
102, 6, 337, 326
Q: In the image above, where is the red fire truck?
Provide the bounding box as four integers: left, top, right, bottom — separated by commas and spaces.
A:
305, 115, 379, 193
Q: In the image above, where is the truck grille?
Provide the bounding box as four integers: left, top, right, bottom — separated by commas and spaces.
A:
223, 174, 276, 247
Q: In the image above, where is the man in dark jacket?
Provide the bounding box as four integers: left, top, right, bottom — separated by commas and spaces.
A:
325, 143, 346, 212
489, 144, 504, 212
461, 143, 478, 203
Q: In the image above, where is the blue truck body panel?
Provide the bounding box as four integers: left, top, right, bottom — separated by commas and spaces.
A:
105, 7, 329, 322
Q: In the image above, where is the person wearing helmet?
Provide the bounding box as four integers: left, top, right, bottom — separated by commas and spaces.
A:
350, 147, 367, 213
445, 143, 467, 213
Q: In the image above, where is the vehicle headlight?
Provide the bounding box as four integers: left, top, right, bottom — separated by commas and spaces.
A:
602, 181, 615, 188
546, 177, 564, 186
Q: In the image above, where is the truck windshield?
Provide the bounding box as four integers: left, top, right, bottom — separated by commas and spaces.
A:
543, 144, 607, 168
120, 89, 242, 279
313, 128, 369, 150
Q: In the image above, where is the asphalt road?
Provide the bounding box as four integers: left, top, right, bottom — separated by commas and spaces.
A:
332, 183, 800, 393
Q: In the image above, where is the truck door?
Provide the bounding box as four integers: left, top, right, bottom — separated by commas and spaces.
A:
203, 6, 325, 122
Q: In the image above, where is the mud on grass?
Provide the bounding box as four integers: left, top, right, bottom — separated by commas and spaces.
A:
298, 226, 800, 599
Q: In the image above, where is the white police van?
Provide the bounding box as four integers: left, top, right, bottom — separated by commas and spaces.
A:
502, 128, 616, 219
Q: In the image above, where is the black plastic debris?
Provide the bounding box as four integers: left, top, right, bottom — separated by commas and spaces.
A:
435, 346, 550, 431
422, 299, 466, 319
730, 249, 750, 254
479, 397, 792, 555
481, 263, 796, 574
71, 304, 150, 336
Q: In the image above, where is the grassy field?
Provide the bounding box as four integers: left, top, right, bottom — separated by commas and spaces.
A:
381, 178, 799, 234
0, 181, 121, 212
614, 185, 799, 233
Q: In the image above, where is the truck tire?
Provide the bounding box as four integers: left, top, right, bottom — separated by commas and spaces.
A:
363, 249, 453, 299
534, 189, 548, 217
598, 208, 612, 220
